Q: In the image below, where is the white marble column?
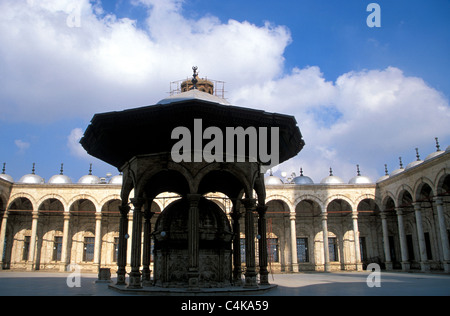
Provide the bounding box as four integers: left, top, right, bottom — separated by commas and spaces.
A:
0, 211, 8, 269
322, 213, 330, 272
380, 212, 393, 270
290, 212, 299, 272
413, 203, 430, 272
396, 208, 410, 271
352, 212, 363, 271
93, 212, 102, 268
27, 211, 39, 271
59, 213, 70, 272
434, 197, 450, 273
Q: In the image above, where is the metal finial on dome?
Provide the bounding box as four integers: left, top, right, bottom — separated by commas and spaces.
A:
384, 164, 389, 176
399, 157, 403, 169
2, 163, 5, 174
329, 167, 333, 176
32, 163, 36, 175
88, 163, 93, 175
191, 66, 199, 90
435, 137, 441, 151
415, 148, 421, 161
60, 163, 64, 175
356, 164, 361, 176
300, 168, 304, 176
269, 169, 273, 176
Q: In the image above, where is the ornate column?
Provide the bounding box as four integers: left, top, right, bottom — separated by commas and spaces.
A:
352, 212, 363, 271
128, 198, 145, 289
27, 211, 39, 271
230, 202, 243, 285
116, 204, 130, 285
380, 212, 393, 270
413, 203, 430, 272
59, 212, 71, 272
0, 211, 8, 270
242, 198, 258, 288
322, 212, 330, 272
434, 197, 450, 273
187, 194, 201, 289
257, 205, 269, 285
142, 207, 154, 286
396, 208, 410, 271
93, 212, 102, 268
289, 211, 299, 273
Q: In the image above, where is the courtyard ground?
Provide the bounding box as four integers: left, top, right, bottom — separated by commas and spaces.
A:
0, 270, 448, 296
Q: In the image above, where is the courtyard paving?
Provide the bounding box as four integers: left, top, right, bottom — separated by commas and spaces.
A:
0, 270, 449, 296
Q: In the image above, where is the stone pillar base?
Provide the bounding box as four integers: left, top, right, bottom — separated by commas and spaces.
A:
443, 262, 450, 273
401, 262, 410, 272
420, 262, 431, 272
259, 272, 269, 286
244, 270, 258, 288
188, 271, 200, 290
384, 262, 393, 271
127, 272, 142, 289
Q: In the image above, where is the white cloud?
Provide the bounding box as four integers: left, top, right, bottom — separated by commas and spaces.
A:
67, 128, 90, 159
15, 139, 30, 153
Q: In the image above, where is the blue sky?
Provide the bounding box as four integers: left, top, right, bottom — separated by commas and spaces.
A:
0, 0, 449, 184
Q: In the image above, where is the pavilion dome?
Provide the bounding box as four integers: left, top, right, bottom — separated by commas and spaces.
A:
0, 163, 13, 182
18, 164, 44, 184
264, 170, 283, 185
157, 89, 230, 106
321, 168, 344, 185
292, 168, 314, 185
109, 174, 123, 185
78, 164, 100, 184
48, 164, 72, 184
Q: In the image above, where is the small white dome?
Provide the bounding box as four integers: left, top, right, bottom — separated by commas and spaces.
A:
293, 175, 314, 185
18, 164, 44, 184
425, 150, 444, 161
376, 175, 389, 183
349, 175, 372, 184
48, 174, 72, 184
109, 174, 123, 185
377, 164, 390, 183
78, 174, 100, 184
78, 164, 100, 184
348, 165, 372, 184
425, 138, 444, 161
292, 168, 314, 185
405, 160, 423, 170
265, 175, 283, 185
19, 173, 44, 184
0, 163, 13, 182
48, 164, 72, 184
390, 168, 404, 176
321, 168, 344, 185
0, 173, 14, 182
